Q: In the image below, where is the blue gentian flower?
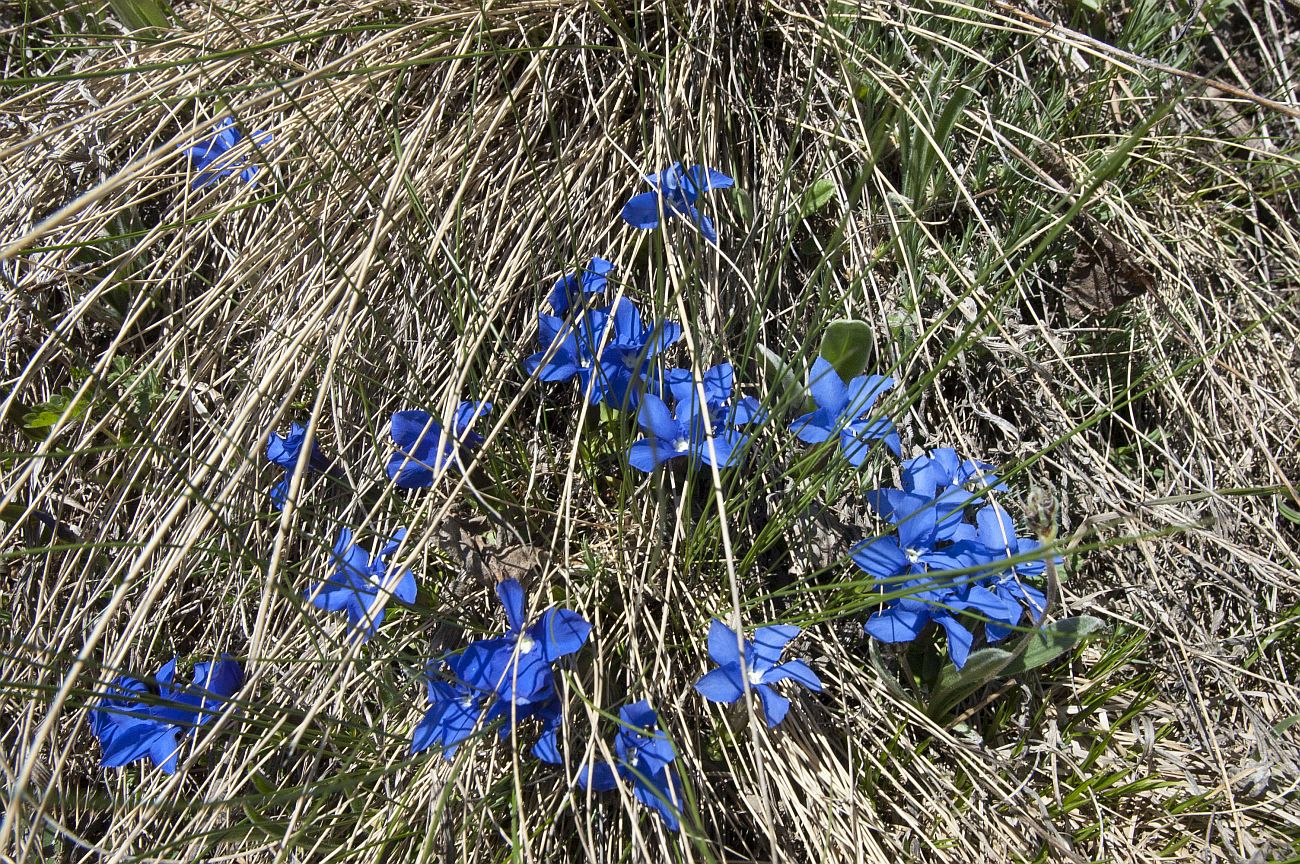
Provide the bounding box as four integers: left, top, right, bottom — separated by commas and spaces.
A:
180, 118, 270, 190
90, 655, 243, 774
580, 700, 683, 832
790, 357, 901, 463
663, 362, 768, 428
627, 392, 749, 472
870, 448, 1006, 533
621, 163, 734, 243
582, 298, 681, 409
694, 619, 822, 727
523, 308, 609, 384
967, 504, 1057, 641
306, 528, 417, 641
386, 402, 492, 488
547, 257, 615, 317
409, 654, 492, 759
408, 580, 589, 760
467, 579, 591, 711
852, 498, 1007, 668
266, 422, 331, 510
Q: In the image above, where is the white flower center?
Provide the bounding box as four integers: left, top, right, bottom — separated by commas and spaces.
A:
747, 668, 764, 686
460, 694, 475, 708
905, 548, 923, 564
673, 438, 690, 452
518, 635, 536, 655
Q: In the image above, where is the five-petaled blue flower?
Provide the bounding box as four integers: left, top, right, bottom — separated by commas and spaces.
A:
386, 402, 492, 488
306, 528, 417, 640
968, 503, 1058, 642
266, 421, 331, 511
409, 579, 590, 760
790, 356, 901, 464
621, 163, 734, 243
90, 655, 243, 774
523, 298, 681, 410
467, 578, 592, 713
628, 392, 749, 472
547, 257, 615, 317
694, 619, 822, 727
580, 700, 684, 832
180, 118, 270, 190
409, 653, 492, 759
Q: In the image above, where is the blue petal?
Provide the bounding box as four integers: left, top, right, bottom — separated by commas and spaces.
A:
806, 357, 847, 413
844, 374, 894, 419
637, 393, 680, 441
631, 768, 682, 832
147, 729, 185, 774
453, 401, 492, 439
621, 191, 663, 230
628, 438, 678, 473
531, 607, 592, 661
789, 407, 838, 444
410, 695, 484, 758
496, 579, 528, 635
749, 624, 799, 668
865, 604, 929, 642
578, 762, 620, 792
689, 165, 735, 192
695, 665, 745, 703
756, 684, 791, 728
933, 613, 975, 668
762, 659, 822, 692
691, 430, 740, 469
706, 618, 743, 666
976, 504, 1017, 555
851, 537, 909, 580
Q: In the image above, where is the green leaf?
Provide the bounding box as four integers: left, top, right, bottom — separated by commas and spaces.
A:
795, 177, 837, 219
21, 393, 90, 430
108, 0, 170, 32
1279, 500, 1300, 526
926, 647, 1014, 719
818, 319, 875, 381
733, 187, 756, 224
999, 615, 1107, 677
756, 343, 801, 408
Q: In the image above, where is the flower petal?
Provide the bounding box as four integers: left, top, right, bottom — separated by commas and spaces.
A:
496, 578, 528, 635
756, 684, 791, 728
531, 607, 592, 661
636, 393, 679, 440
694, 665, 744, 704
865, 604, 929, 642
763, 659, 822, 692
806, 356, 847, 413
621, 191, 663, 230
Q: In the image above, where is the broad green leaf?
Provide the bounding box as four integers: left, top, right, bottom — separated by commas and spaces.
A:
795, 177, 837, 219
108, 0, 170, 31
927, 647, 1013, 719
818, 319, 874, 381
999, 615, 1107, 677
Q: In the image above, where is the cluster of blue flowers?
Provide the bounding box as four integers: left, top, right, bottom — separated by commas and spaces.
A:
854, 450, 1060, 668
89, 152, 1057, 835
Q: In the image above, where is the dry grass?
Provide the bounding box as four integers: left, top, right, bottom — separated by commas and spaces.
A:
2, 0, 1298, 861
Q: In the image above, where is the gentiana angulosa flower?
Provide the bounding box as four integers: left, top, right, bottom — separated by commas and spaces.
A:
180, 117, 270, 189
579, 700, 684, 832
410, 579, 590, 761
90, 656, 243, 773
694, 618, 823, 727
305, 528, 417, 642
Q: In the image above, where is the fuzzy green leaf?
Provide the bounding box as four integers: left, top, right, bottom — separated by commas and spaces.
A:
999, 615, 1107, 677
818, 319, 875, 381
795, 178, 837, 219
